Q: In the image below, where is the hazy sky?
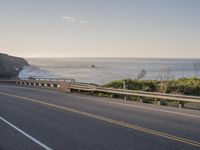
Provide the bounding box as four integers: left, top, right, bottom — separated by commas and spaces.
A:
0, 0, 200, 58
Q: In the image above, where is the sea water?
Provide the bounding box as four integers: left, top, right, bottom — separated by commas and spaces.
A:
19, 58, 199, 85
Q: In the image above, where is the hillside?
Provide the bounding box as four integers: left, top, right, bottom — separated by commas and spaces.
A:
0, 53, 28, 77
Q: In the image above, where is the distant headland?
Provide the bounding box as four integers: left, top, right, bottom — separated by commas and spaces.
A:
0, 53, 28, 77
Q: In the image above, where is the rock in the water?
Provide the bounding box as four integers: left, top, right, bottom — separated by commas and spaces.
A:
0, 53, 29, 77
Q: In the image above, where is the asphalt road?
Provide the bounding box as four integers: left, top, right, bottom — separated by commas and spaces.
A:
0, 85, 200, 150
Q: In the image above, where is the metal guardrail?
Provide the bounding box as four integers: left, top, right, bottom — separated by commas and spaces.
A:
23, 77, 75, 82
69, 83, 200, 108
95, 87, 200, 102
0, 78, 200, 108
0, 78, 75, 89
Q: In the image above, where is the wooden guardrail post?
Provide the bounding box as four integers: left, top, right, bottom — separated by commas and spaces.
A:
157, 100, 161, 105
179, 101, 185, 108
123, 81, 127, 101
110, 94, 113, 98
139, 97, 143, 103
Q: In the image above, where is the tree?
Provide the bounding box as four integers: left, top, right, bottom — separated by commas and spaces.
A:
157, 68, 174, 105
136, 70, 147, 80
157, 68, 174, 93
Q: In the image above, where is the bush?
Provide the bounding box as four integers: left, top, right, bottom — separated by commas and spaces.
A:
105, 78, 200, 96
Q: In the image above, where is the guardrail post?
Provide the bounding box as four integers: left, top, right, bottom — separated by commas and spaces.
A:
124, 95, 127, 101
123, 81, 127, 100
139, 97, 143, 103
110, 94, 113, 98
179, 101, 185, 108
157, 100, 161, 105
158, 99, 167, 105
91, 90, 94, 94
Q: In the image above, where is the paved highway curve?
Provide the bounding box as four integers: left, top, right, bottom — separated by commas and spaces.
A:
0, 85, 200, 150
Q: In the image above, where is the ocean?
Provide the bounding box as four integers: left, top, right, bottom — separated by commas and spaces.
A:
19, 58, 200, 85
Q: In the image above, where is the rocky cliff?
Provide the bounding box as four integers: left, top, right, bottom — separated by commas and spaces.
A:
0, 53, 29, 77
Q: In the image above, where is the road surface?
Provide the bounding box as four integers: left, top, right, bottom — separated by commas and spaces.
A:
0, 85, 200, 150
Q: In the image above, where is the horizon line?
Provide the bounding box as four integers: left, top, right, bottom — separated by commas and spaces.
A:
23, 56, 200, 59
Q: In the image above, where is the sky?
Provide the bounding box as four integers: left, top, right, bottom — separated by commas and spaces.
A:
0, 0, 200, 58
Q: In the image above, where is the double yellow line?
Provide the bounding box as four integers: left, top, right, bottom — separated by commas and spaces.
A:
0, 91, 199, 147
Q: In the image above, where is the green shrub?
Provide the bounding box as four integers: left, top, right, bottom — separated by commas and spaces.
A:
105, 78, 200, 96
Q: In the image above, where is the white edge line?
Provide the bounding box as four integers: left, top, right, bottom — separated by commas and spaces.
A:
67, 94, 200, 118
0, 116, 53, 150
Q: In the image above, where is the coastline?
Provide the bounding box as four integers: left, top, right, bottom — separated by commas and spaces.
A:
0, 53, 29, 78
19, 57, 199, 84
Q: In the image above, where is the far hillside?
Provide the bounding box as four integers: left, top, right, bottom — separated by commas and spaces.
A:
0, 53, 28, 77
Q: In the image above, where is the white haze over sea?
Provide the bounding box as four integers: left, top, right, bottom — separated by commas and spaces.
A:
19, 58, 199, 85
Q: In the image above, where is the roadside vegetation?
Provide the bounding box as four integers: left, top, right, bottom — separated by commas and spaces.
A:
97, 66, 200, 108
105, 64, 200, 96
96, 77, 199, 109
104, 77, 200, 96
77, 63, 200, 109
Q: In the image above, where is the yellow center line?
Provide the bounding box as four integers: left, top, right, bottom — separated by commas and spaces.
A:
0, 91, 199, 147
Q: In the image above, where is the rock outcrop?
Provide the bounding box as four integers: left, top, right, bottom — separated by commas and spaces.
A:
0, 53, 29, 77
